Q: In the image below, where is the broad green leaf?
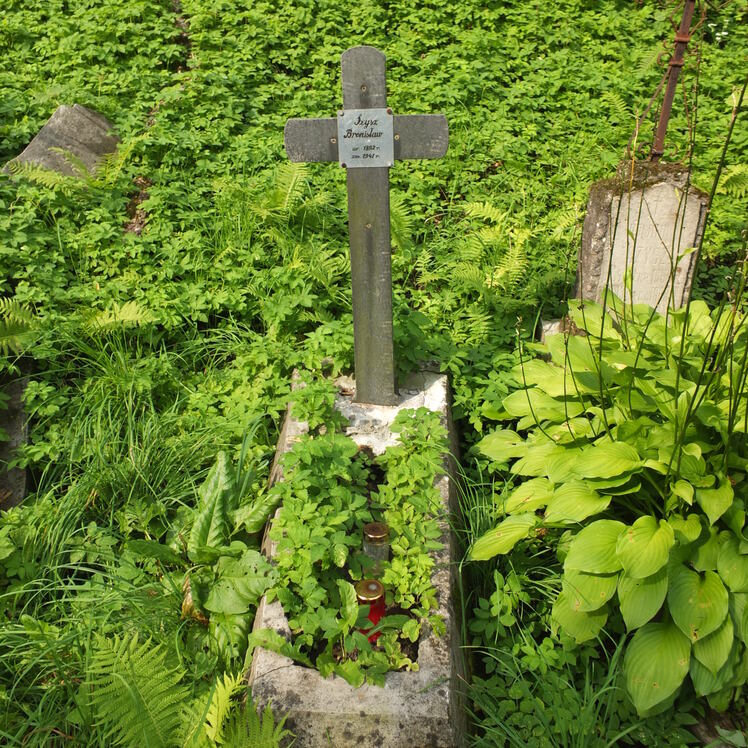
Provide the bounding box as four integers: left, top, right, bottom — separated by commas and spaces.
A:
469, 514, 538, 561
668, 564, 729, 642
504, 477, 554, 514
693, 615, 734, 674
478, 429, 527, 463
545, 450, 584, 484
567, 299, 621, 341
204, 550, 275, 615
730, 593, 748, 643
668, 514, 703, 545
564, 520, 626, 574
691, 527, 720, 572
337, 580, 358, 629
671, 479, 694, 505
232, 491, 281, 534
511, 442, 564, 477
717, 533, 748, 592
334, 659, 365, 688
562, 569, 618, 612
573, 441, 642, 480
552, 589, 608, 643
503, 389, 584, 424
126, 540, 186, 567
690, 642, 740, 696
618, 567, 668, 630
695, 477, 734, 526
722, 498, 745, 539
616, 516, 674, 578
624, 622, 691, 714
544, 482, 610, 524
189, 452, 236, 561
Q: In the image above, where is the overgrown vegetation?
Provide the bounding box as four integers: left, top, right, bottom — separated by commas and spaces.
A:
0, 0, 746, 744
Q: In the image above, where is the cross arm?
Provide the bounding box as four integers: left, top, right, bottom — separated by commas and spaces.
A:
284, 114, 448, 163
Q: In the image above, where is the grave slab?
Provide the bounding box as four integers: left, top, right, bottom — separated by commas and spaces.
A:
248, 371, 466, 748
5, 104, 119, 177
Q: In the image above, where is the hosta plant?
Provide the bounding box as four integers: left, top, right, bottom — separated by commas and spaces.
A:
471, 295, 748, 716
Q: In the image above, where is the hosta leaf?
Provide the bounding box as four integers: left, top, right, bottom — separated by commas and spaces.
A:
669, 514, 703, 545
693, 614, 734, 674
730, 593, 748, 644
616, 516, 674, 578
573, 441, 642, 480
717, 533, 748, 592
564, 520, 626, 574
689, 641, 740, 696
503, 389, 584, 423
544, 482, 610, 524
511, 442, 565, 477
562, 569, 618, 612
552, 589, 608, 642
469, 514, 538, 561
618, 567, 668, 630
691, 527, 721, 572
668, 564, 729, 642
478, 429, 527, 463
504, 477, 554, 514
695, 477, 734, 526
624, 622, 691, 714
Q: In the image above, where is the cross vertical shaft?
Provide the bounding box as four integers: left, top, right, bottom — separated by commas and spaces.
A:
341, 47, 397, 405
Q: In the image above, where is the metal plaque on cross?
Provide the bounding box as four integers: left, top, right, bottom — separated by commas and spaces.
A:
284, 45, 448, 406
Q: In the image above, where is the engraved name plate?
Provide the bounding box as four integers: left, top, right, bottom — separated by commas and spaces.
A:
337, 107, 394, 168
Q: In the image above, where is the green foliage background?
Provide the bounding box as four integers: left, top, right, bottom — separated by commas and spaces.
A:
0, 0, 746, 744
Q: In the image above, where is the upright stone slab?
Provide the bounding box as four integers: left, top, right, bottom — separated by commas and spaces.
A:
249, 372, 466, 748
577, 162, 708, 313
5, 104, 119, 176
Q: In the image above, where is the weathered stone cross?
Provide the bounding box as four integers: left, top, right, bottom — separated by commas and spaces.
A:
284, 45, 448, 405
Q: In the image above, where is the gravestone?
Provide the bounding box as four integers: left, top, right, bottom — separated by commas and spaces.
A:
543, 162, 708, 340
284, 45, 448, 405
577, 161, 708, 313
5, 104, 119, 177
1, 104, 119, 507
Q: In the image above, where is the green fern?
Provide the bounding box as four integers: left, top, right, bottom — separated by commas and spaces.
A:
6, 159, 83, 192
0, 298, 35, 355
86, 633, 189, 748
390, 193, 415, 252
464, 201, 504, 224
221, 699, 293, 748
84, 300, 156, 332
718, 164, 748, 198
600, 91, 631, 122
269, 162, 308, 214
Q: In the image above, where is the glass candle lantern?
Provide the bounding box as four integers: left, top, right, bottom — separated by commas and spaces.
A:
362, 521, 390, 576
355, 578, 386, 643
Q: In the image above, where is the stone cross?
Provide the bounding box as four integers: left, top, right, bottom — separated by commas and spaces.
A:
284, 45, 448, 405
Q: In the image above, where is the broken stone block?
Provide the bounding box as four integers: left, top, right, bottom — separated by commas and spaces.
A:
5, 104, 119, 177
249, 371, 466, 748
578, 161, 708, 314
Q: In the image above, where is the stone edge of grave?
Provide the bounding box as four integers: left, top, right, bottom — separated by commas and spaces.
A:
247, 369, 467, 748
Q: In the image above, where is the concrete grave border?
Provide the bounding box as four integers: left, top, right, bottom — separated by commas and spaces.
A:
248, 371, 467, 747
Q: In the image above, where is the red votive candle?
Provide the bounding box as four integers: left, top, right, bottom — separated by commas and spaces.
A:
355, 578, 386, 643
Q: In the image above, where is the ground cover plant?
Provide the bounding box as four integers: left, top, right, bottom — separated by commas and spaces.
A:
0, 0, 746, 744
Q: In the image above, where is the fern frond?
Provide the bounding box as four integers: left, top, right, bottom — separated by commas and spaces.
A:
452, 262, 484, 289
718, 164, 748, 198
464, 201, 504, 224
86, 633, 189, 748
459, 234, 485, 263
476, 226, 502, 247
181, 672, 243, 747
270, 162, 308, 214
485, 241, 528, 291
85, 301, 156, 332
551, 206, 582, 239
600, 91, 631, 122
6, 159, 83, 191
222, 699, 293, 748
390, 193, 415, 252
0, 298, 35, 355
